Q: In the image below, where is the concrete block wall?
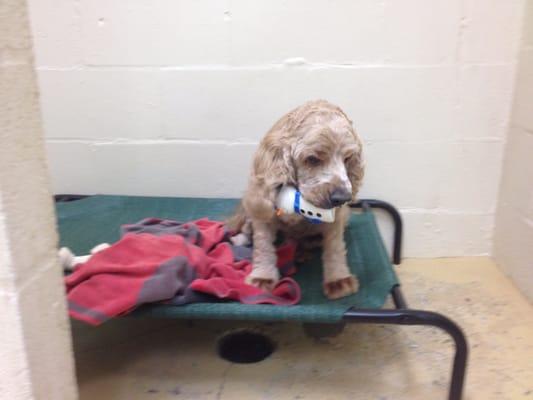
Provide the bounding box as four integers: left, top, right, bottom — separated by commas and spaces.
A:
0, 0, 77, 398
28, 0, 525, 257
493, 0, 533, 302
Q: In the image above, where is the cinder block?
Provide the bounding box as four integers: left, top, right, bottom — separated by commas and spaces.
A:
360, 140, 503, 212
79, 0, 229, 65
27, 0, 82, 66
440, 141, 504, 212
229, 0, 384, 64
513, 48, 533, 131
38, 69, 160, 139
497, 127, 533, 218
402, 211, 493, 257
160, 69, 296, 141
382, 0, 461, 64
460, 0, 524, 64
46, 141, 255, 197
494, 207, 533, 302
457, 65, 515, 139
307, 67, 458, 142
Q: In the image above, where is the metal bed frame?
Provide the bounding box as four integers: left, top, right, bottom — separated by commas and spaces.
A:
343, 199, 468, 400
55, 195, 468, 400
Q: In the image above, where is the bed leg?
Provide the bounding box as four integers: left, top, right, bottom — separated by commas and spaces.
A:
343, 308, 467, 400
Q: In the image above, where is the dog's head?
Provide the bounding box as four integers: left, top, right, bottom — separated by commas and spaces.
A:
290, 103, 364, 209
245, 100, 364, 219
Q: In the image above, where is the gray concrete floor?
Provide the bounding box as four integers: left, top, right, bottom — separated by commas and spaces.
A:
71, 257, 533, 400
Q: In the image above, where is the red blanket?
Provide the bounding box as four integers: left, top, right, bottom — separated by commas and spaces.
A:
65, 218, 300, 325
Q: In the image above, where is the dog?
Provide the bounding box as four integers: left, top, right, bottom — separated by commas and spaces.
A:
230, 100, 365, 300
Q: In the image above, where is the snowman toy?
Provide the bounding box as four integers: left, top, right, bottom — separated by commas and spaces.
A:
275, 185, 336, 224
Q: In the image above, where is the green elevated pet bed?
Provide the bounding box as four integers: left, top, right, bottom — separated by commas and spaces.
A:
55, 195, 467, 400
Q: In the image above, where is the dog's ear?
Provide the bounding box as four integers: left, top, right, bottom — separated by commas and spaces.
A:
346, 139, 365, 199
243, 135, 296, 221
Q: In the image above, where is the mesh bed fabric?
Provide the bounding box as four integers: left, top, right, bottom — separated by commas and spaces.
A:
56, 195, 398, 323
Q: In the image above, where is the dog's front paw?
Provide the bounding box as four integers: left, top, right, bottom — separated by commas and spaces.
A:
245, 266, 280, 292
323, 275, 359, 300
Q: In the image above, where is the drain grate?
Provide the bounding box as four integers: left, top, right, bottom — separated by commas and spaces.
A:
217, 330, 275, 364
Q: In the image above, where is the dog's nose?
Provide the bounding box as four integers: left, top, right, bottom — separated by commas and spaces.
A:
329, 188, 352, 207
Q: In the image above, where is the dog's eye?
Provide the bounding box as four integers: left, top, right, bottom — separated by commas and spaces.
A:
305, 156, 322, 167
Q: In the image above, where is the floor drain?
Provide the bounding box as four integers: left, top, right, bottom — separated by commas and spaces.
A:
217, 330, 275, 364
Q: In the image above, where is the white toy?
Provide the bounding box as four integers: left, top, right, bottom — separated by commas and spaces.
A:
275, 185, 336, 223
59, 243, 110, 271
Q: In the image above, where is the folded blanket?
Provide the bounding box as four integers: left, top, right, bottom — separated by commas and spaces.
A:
65, 218, 300, 325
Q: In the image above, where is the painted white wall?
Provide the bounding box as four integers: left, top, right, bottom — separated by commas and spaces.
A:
0, 0, 78, 398
493, 0, 533, 302
28, 0, 525, 257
